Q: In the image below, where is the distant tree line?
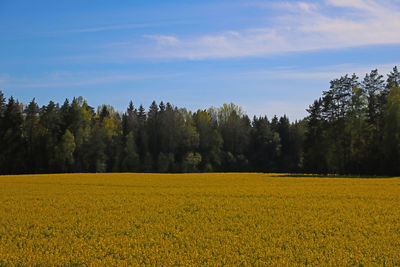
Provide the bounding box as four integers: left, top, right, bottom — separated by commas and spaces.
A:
0, 67, 399, 175
0, 95, 304, 174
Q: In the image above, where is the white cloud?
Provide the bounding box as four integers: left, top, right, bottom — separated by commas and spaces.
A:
234, 62, 400, 82
298, 2, 315, 12
144, 35, 179, 46
326, 0, 378, 11
137, 29, 290, 60
136, 0, 400, 59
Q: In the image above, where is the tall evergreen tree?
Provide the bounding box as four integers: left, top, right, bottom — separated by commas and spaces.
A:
1, 97, 25, 173
304, 99, 327, 173
383, 84, 400, 175
0, 91, 7, 171
24, 99, 40, 172
387, 66, 400, 89
39, 101, 62, 172
0, 91, 5, 118
250, 116, 281, 172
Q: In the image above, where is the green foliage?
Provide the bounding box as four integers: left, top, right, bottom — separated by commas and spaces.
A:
383, 85, 400, 174
54, 130, 76, 172
23, 99, 40, 171
156, 154, 168, 172
304, 67, 400, 175
143, 152, 154, 172
122, 131, 139, 172
2, 66, 400, 175
1, 97, 25, 173
183, 152, 202, 172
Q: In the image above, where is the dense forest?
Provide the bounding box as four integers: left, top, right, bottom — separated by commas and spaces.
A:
1, 67, 400, 175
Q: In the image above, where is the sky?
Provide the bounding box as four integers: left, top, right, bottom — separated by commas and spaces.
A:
1, 0, 400, 121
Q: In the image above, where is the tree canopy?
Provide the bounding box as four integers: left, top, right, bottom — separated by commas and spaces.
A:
1, 66, 399, 175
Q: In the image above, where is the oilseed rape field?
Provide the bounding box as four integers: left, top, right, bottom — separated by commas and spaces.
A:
0, 173, 399, 265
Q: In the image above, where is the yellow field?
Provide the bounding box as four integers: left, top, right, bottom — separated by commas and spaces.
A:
0, 173, 399, 266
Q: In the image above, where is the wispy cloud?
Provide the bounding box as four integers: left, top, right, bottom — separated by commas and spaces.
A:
0, 71, 181, 89
64, 23, 155, 33
135, 0, 400, 59
62, 19, 190, 34
326, 0, 378, 11
236, 63, 400, 81
143, 35, 179, 46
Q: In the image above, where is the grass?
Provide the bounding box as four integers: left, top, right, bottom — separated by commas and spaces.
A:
0, 173, 399, 265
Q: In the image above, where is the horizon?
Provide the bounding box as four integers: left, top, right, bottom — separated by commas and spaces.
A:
1, 0, 400, 120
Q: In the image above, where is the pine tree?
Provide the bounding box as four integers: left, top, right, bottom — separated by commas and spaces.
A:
0, 91, 6, 171
1, 97, 25, 173
383, 84, 400, 174
24, 98, 40, 172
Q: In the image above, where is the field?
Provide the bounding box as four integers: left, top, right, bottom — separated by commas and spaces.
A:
0, 173, 399, 266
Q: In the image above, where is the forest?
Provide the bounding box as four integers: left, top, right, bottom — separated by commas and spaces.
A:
0, 67, 400, 175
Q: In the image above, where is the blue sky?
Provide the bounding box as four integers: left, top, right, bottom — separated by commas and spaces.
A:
1, 0, 400, 120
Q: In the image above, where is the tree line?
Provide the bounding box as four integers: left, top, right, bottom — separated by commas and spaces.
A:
0, 67, 399, 175
304, 67, 400, 175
